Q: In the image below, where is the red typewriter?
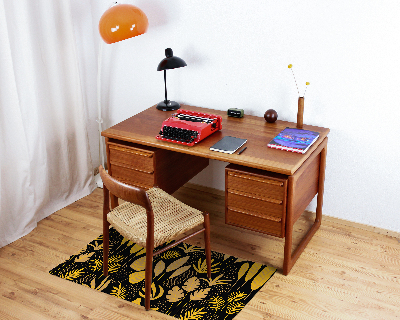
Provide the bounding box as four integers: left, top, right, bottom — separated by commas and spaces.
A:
156, 109, 222, 146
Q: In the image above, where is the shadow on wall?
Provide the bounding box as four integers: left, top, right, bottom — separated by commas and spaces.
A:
136, 0, 174, 29
189, 159, 228, 191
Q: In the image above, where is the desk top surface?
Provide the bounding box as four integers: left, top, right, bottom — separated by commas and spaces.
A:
102, 104, 330, 175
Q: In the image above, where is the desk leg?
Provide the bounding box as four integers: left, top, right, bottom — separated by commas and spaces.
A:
283, 144, 327, 275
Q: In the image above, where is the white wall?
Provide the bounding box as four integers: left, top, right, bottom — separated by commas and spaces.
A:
81, 0, 400, 233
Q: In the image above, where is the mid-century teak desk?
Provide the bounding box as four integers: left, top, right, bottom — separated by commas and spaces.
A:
102, 104, 329, 275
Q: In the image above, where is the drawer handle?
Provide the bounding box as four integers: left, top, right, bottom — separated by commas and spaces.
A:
229, 207, 282, 222
228, 172, 283, 187
110, 145, 153, 158
228, 190, 282, 205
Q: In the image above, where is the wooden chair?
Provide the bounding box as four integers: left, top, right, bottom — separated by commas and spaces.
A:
99, 166, 211, 311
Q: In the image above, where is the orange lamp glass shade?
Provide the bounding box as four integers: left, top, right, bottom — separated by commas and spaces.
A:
99, 4, 148, 44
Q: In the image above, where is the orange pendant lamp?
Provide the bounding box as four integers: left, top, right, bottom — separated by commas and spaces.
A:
99, 3, 148, 44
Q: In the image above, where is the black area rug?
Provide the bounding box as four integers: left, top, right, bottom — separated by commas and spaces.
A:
50, 228, 276, 320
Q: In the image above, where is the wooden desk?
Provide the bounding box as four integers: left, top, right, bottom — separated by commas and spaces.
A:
102, 104, 329, 274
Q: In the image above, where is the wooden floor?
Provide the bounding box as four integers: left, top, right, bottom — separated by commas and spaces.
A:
1, 184, 399, 319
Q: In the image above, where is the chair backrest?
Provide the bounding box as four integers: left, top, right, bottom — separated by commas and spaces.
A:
99, 165, 152, 212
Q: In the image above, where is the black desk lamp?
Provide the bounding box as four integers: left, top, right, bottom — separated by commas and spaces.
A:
156, 48, 187, 111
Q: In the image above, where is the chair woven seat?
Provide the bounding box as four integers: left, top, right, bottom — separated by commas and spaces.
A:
107, 187, 204, 248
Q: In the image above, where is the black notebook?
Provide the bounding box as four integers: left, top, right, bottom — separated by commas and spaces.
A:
209, 136, 247, 154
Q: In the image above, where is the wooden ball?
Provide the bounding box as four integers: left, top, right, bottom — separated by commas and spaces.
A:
264, 109, 278, 123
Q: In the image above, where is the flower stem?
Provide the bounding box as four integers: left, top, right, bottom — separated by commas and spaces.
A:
290, 68, 299, 96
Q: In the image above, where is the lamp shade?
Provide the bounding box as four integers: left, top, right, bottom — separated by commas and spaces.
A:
157, 48, 187, 71
99, 4, 148, 44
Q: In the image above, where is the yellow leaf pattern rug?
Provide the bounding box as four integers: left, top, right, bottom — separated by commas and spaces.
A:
49, 228, 276, 320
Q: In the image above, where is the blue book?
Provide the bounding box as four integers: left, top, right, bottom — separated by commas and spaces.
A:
267, 127, 319, 154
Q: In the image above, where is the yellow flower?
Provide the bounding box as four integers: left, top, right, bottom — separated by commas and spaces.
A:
306, 82, 310, 85
288, 64, 292, 68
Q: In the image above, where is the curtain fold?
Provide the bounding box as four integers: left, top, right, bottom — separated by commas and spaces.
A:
0, 0, 96, 247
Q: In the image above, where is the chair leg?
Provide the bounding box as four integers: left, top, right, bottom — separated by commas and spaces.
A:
103, 219, 110, 276
203, 212, 212, 279
145, 243, 154, 311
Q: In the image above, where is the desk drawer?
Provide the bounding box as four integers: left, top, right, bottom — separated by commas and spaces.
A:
227, 190, 283, 221
226, 208, 283, 237
225, 164, 287, 238
111, 164, 153, 190
226, 170, 285, 201
109, 143, 154, 173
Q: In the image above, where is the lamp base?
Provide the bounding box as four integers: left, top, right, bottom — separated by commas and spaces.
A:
156, 100, 180, 111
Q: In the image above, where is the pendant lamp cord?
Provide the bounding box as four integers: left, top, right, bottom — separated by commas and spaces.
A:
96, 40, 105, 171
96, 1, 118, 174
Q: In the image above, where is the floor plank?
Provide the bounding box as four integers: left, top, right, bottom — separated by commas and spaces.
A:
0, 185, 399, 319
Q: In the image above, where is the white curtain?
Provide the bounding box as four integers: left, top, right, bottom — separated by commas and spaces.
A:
0, 0, 96, 247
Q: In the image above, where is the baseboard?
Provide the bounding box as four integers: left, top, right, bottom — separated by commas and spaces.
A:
94, 168, 109, 189
182, 183, 400, 240
94, 173, 103, 189
322, 215, 400, 239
